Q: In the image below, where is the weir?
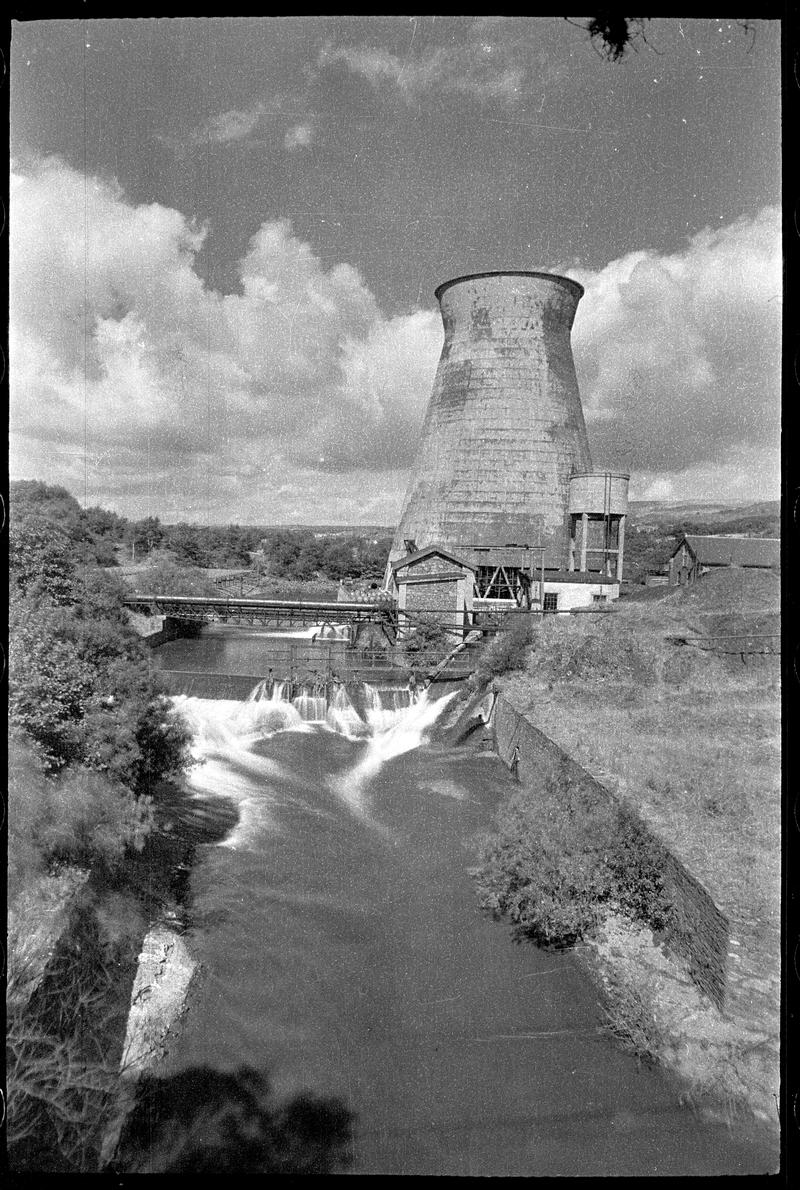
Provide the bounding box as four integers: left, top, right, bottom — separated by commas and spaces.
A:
203, 677, 437, 741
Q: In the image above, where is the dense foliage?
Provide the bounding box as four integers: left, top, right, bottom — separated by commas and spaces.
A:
259, 527, 392, 582
473, 757, 673, 948
11, 481, 126, 569
469, 613, 536, 688
128, 553, 223, 597
9, 480, 260, 569
8, 492, 191, 883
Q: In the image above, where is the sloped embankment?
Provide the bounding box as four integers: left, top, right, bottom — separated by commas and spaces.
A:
485, 570, 780, 1135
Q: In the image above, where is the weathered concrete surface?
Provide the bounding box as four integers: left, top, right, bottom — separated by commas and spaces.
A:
100, 925, 197, 1167
389, 272, 593, 573
119, 925, 196, 1078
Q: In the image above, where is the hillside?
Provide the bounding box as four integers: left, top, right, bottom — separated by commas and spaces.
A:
628, 500, 779, 530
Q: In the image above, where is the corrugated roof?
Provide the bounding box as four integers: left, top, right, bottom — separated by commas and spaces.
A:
677, 535, 780, 568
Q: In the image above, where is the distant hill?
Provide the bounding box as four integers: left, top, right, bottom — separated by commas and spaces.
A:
628, 500, 779, 533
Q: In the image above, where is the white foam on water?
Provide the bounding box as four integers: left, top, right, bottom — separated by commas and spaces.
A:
172, 682, 457, 845
172, 694, 304, 849
330, 688, 459, 822
325, 685, 369, 739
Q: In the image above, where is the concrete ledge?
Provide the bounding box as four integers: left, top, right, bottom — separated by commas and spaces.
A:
492, 694, 729, 1009
119, 925, 196, 1077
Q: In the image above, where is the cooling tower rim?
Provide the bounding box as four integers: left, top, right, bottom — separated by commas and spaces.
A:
434, 270, 584, 302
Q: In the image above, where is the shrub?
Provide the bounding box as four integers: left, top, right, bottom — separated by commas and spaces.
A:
128, 555, 220, 597
473, 757, 674, 947
9, 587, 192, 788
8, 735, 154, 892
9, 514, 76, 604
607, 805, 674, 933
474, 759, 617, 946
597, 972, 662, 1067
398, 613, 455, 668
470, 613, 535, 688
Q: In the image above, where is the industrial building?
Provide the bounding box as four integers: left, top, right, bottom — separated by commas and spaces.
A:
385, 270, 629, 615
668, 535, 780, 586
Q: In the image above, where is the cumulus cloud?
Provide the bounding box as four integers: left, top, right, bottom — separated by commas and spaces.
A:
567, 205, 781, 498
9, 157, 440, 519
9, 157, 781, 521
317, 24, 525, 105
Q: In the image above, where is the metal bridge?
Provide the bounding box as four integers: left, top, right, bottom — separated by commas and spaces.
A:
123, 594, 398, 631
123, 592, 610, 634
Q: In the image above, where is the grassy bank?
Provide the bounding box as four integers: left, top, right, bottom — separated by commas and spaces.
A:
476, 569, 780, 1133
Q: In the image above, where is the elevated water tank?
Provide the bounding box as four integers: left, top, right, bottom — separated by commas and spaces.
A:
567, 472, 630, 581
387, 271, 592, 576
568, 472, 629, 517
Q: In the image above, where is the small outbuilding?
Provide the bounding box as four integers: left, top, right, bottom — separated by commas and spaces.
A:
668, 535, 780, 586
389, 545, 475, 632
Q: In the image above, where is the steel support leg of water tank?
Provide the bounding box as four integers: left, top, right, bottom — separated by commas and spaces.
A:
616, 515, 626, 583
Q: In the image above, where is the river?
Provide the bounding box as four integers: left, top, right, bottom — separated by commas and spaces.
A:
151, 628, 776, 1175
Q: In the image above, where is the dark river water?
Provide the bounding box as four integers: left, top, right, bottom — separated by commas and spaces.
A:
153, 629, 777, 1175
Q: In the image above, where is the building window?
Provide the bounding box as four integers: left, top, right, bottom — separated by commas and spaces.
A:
543, 592, 558, 612
592, 593, 606, 603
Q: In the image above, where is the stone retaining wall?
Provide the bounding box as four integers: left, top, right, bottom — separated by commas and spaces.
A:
492, 694, 729, 1009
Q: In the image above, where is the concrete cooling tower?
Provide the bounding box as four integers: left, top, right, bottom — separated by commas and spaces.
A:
387, 271, 593, 572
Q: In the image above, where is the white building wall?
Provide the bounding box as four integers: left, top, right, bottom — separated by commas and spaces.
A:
545, 581, 618, 610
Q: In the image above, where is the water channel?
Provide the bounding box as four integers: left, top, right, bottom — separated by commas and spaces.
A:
151, 627, 776, 1175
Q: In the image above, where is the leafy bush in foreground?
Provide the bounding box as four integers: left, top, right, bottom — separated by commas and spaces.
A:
8, 736, 154, 898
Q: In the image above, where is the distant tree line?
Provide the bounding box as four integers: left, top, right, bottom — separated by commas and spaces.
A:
9, 481, 391, 581
259, 528, 392, 583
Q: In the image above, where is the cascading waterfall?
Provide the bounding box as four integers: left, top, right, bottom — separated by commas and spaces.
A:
171, 680, 457, 843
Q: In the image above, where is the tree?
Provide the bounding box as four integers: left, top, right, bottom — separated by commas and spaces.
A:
9, 515, 76, 604
123, 516, 164, 559
10, 481, 85, 539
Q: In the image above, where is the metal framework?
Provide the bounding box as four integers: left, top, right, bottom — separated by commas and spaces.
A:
471, 545, 546, 608
123, 595, 396, 629
474, 565, 530, 604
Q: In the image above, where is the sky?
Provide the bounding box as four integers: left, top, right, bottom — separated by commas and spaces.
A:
9, 16, 782, 525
